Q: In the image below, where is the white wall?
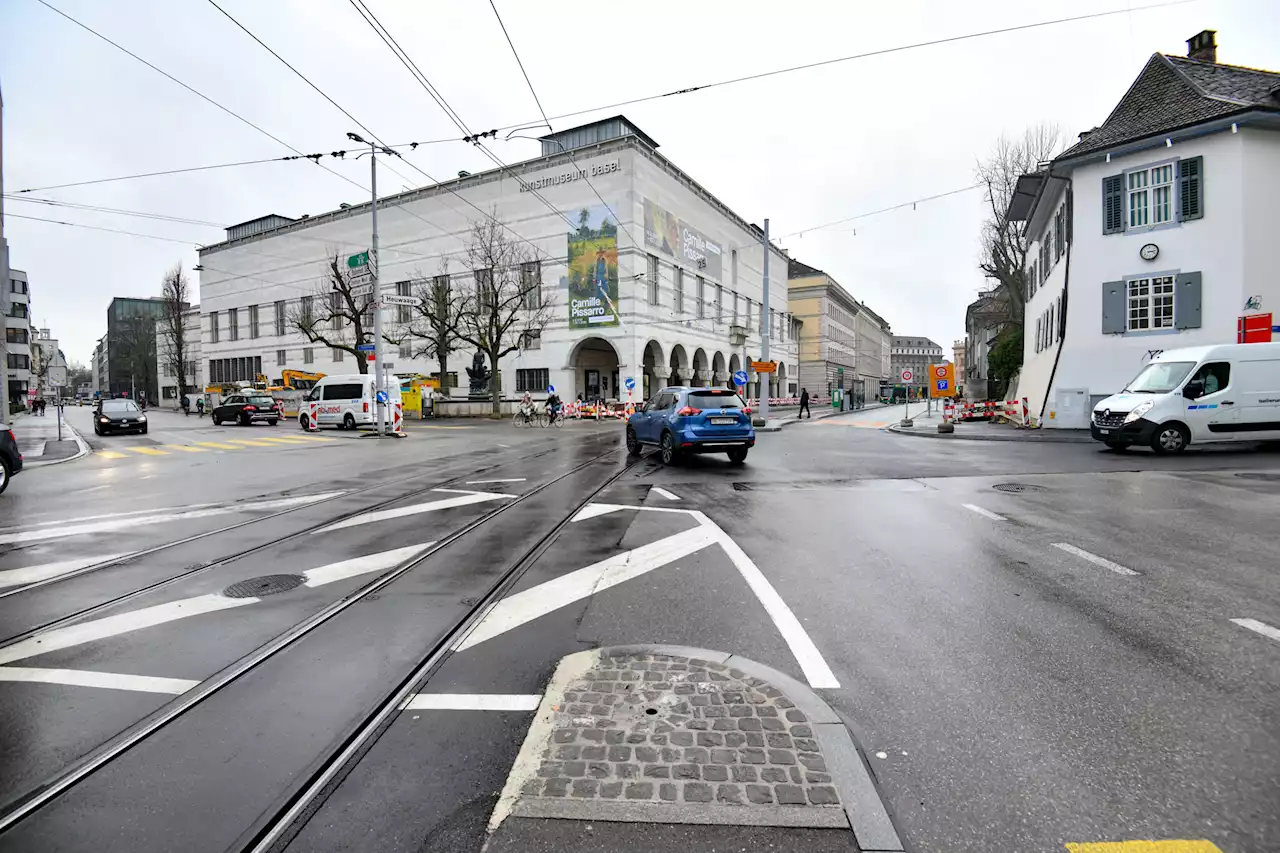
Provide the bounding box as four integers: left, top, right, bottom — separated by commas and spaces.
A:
1019, 181, 1068, 423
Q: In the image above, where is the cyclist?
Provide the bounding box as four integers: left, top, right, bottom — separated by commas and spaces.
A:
518, 391, 535, 425
546, 390, 562, 425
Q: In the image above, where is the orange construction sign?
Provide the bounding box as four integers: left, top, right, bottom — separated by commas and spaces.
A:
928, 363, 957, 398
751, 361, 777, 373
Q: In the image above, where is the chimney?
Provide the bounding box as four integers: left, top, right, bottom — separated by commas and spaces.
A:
1186, 29, 1217, 63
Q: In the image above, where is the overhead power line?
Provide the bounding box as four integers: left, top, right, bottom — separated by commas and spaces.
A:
6, 195, 226, 228
12, 157, 292, 194
778, 183, 986, 240
8, 213, 206, 245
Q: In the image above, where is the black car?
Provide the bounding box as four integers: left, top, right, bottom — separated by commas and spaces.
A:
1, 425, 22, 496
212, 393, 280, 427
95, 399, 148, 435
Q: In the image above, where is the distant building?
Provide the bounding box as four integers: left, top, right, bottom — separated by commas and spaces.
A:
31, 329, 67, 399
4, 269, 32, 409
787, 258, 891, 405
106, 296, 169, 402
964, 290, 1012, 400
92, 335, 108, 395
890, 335, 944, 393
952, 339, 966, 384
156, 306, 203, 405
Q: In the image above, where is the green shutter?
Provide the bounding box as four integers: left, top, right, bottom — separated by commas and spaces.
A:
1179, 156, 1203, 221
1103, 174, 1124, 234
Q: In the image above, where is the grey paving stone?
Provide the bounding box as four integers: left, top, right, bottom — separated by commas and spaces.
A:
776, 784, 806, 805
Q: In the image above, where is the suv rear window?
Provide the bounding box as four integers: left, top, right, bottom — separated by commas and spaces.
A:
689, 390, 746, 409
248, 396, 276, 406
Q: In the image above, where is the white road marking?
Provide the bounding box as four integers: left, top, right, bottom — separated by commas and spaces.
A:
0, 666, 198, 694
0, 554, 132, 589
315, 490, 512, 533
498, 444, 511, 448
402, 693, 541, 711
962, 503, 1006, 521
696, 510, 840, 689
1231, 618, 1280, 643
0, 492, 346, 546
1052, 543, 1139, 576
465, 478, 527, 485
0, 544, 432, 666
571, 502, 692, 522
456, 525, 719, 651
651, 487, 681, 501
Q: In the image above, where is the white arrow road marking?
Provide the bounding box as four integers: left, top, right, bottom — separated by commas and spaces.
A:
1052, 542, 1139, 576
456, 525, 719, 651
0, 667, 199, 694
402, 693, 541, 711
0, 554, 132, 589
962, 503, 1006, 521
465, 478, 527, 485
316, 490, 514, 533
1231, 618, 1280, 643
0, 543, 434, 666
570, 502, 691, 523
0, 492, 346, 546
651, 487, 681, 501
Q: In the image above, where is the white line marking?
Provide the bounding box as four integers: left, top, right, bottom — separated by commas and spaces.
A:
402, 693, 541, 711
0, 544, 433, 665
465, 478, 527, 485
456, 525, 719, 651
315, 490, 512, 533
651, 487, 681, 501
695, 511, 840, 689
0, 554, 132, 589
498, 443, 511, 448
571, 502, 694, 522
0, 667, 198, 694
962, 503, 1006, 521
1231, 618, 1280, 643
0, 492, 346, 545
1052, 543, 1139, 576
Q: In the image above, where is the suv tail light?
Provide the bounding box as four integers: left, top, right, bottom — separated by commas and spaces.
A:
676, 406, 701, 416
243, 405, 257, 412
743, 406, 752, 415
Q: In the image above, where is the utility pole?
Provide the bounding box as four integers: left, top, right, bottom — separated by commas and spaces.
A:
758, 219, 770, 425
348, 132, 397, 437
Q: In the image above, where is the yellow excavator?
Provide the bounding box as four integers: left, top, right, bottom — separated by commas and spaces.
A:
277, 369, 325, 391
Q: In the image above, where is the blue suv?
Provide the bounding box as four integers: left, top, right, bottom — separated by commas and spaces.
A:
626, 387, 755, 464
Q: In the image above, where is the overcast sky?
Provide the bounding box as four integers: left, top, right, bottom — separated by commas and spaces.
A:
3, 0, 1278, 367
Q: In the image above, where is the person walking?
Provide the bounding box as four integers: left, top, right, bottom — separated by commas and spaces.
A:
799, 388, 811, 419
196, 397, 205, 418
181, 394, 191, 416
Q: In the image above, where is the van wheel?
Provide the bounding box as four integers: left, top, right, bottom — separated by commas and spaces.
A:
0, 457, 11, 495
298, 414, 309, 430
343, 413, 356, 431
1151, 423, 1189, 455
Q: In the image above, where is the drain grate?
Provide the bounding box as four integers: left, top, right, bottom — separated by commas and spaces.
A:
223, 574, 306, 598
1234, 472, 1280, 481
992, 483, 1047, 494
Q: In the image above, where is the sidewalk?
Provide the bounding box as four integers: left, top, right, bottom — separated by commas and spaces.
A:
886, 408, 1093, 443
756, 401, 891, 432
6, 410, 90, 466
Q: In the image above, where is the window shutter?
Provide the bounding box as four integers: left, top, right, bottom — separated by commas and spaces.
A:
1174, 271, 1202, 329
1102, 174, 1124, 234
1065, 189, 1073, 245
1178, 156, 1203, 221
1101, 281, 1126, 334
1036, 318, 1042, 352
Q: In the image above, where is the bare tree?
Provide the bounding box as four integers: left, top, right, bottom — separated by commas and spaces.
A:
976, 123, 1064, 325
288, 254, 377, 373
158, 263, 192, 400
385, 260, 464, 398
454, 216, 554, 415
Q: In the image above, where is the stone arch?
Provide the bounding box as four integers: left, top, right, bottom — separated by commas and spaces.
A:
776, 361, 788, 398
711, 351, 727, 389
692, 348, 710, 386
567, 336, 623, 401
669, 344, 690, 386
642, 339, 667, 399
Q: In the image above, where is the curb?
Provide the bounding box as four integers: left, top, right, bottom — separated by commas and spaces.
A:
885, 423, 1093, 443
23, 416, 91, 469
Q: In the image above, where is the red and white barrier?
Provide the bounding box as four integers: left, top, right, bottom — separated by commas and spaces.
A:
392, 401, 403, 434
305, 400, 320, 432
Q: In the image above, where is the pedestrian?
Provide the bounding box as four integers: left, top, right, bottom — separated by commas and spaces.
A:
181, 394, 191, 416
799, 388, 811, 419
196, 397, 205, 418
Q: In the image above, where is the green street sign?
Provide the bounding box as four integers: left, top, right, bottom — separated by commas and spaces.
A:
347, 251, 371, 269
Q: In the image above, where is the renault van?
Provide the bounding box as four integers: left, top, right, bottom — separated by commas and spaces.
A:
1091, 342, 1280, 453
299, 374, 402, 431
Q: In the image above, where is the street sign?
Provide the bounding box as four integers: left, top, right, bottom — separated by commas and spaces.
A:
376, 390, 388, 404
624, 377, 636, 391
357, 343, 376, 352
347, 250, 372, 269
900, 368, 914, 383
751, 360, 777, 373
382, 362, 395, 370
382, 295, 417, 307
732, 370, 749, 386
350, 282, 374, 296
546, 384, 556, 394
928, 363, 956, 399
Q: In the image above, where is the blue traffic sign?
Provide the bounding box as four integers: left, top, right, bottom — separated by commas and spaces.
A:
357, 343, 376, 352
376, 390, 388, 404
732, 370, 749, 386
546, 385, 556, 394
624, 377, 636, 391
936, 379, 949, 391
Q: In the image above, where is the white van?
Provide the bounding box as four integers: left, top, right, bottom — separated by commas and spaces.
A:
299, 374, 402, 431
1091, 342, 1280, 453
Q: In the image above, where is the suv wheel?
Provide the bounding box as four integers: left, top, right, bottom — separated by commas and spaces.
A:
626, 427, 640, 455
212, 413, 221, 426
727, 447, 748, 464
0, 457, 10, 495
660, 431, 679, 465
239, 413, 251, 426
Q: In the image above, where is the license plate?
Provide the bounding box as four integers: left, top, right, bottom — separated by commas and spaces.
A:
1099, 428, 1110, 435
121, 419, 130, 424
710, 417, 736, 425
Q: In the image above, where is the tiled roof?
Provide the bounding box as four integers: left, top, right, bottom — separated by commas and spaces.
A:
1058, 53, 1280, 160
787, 257, 826, 279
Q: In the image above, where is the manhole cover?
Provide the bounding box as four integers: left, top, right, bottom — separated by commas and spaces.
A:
1235, 472, 1280, 481
223, 574, 306, 598
992, 483, 1047, 494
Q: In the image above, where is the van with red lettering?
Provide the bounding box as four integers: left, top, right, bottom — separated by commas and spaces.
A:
298, 374, 402, 431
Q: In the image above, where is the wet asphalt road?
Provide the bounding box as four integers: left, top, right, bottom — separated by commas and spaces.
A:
1, 406, 1277, 852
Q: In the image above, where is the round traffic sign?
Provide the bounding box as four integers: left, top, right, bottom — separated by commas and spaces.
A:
900, 369, 914, 383
546, 384, 556, 394
624, 377, 636, 391
934, 365, 948, 378
732, 370, 749, 386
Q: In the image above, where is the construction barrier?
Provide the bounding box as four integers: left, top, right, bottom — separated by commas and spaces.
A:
305, 400, 320, 432
392, 401, 404, 434
945, 398, 1033, 426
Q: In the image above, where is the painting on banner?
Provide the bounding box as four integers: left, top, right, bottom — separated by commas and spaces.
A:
643, 198, 723, 280
567, 205, 620, 329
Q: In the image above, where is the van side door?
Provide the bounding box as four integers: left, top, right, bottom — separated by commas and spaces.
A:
1233, 357, 1280, 439
1183, 361, 1236, 439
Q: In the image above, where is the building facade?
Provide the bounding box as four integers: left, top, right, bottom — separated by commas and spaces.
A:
106, 296, 168, 402
963, 291, 1010, 401
787, 258, 891, 404
155, 307, 203, 405
5, 269, 32, 411
92, 335, 108, 395
31, 329, 67, 399
196, 117, 797, 409
1012, 30, 1280, 427
952, 339, 966, 384
890, 335, 944, 392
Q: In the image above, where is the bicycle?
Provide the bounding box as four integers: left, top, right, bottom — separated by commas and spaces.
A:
512, 407, 545, 428
546, 407, 564, 428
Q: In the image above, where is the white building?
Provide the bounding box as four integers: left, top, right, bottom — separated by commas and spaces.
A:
196, 117, 796, 406
31, 328, 67, 399
155, 306, 203, 405
1012, 30, 1280, 428
5, 269, 32, 410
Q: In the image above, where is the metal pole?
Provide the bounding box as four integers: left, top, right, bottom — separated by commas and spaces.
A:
370, 144, 386, 436
759, 219, 770, 425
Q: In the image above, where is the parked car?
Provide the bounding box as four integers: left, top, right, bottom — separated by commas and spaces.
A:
94, 399, 148, 435
212, 393, 281, 426
626, 386, 755, 464
299, 374, 402, 430
0, 425, 22, 495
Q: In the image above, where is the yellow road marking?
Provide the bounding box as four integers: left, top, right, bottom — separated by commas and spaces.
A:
194, 442, 239, 450
1066, 842, 1224, 852
165, 445, 207, 453
249, 436, 313, 444
97, 450, 128, 459
223, 439, 275, 447
289, 434, 335, 441
127, 447, 168, 456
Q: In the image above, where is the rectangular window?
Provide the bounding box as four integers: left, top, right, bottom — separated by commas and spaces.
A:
210, 311, 219, 343
5, 354, 30, 370
276, 349, 286, 366
521, 329, 542, 350
673, 268, 684, 314
475, 268, 494, 310
229, 307, 239, 341
716, 284, 723, 322
331, 291, 343, 331
5, 328, 28, 344
390, 280, 410, 323
1028, 262, 1037, 299
248, 305, 259, 339
275, 301, 286, 336
696, 276, 705, 319
303, 348, 314, 365
399, 341, 412, 359
647, 254, 659, 304
521, 262, 541, 310
745, 298, 752, 332
1126, 275, 1176, 331
10, 279, 28, 294
1127, 163, 1174, 229
731, 249, 738, 288
516, 368, 550, 393
333, 347, 344, 362
301, 296, 314, 327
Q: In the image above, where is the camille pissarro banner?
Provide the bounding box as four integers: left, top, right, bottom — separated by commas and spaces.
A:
567, 205, 620, 329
